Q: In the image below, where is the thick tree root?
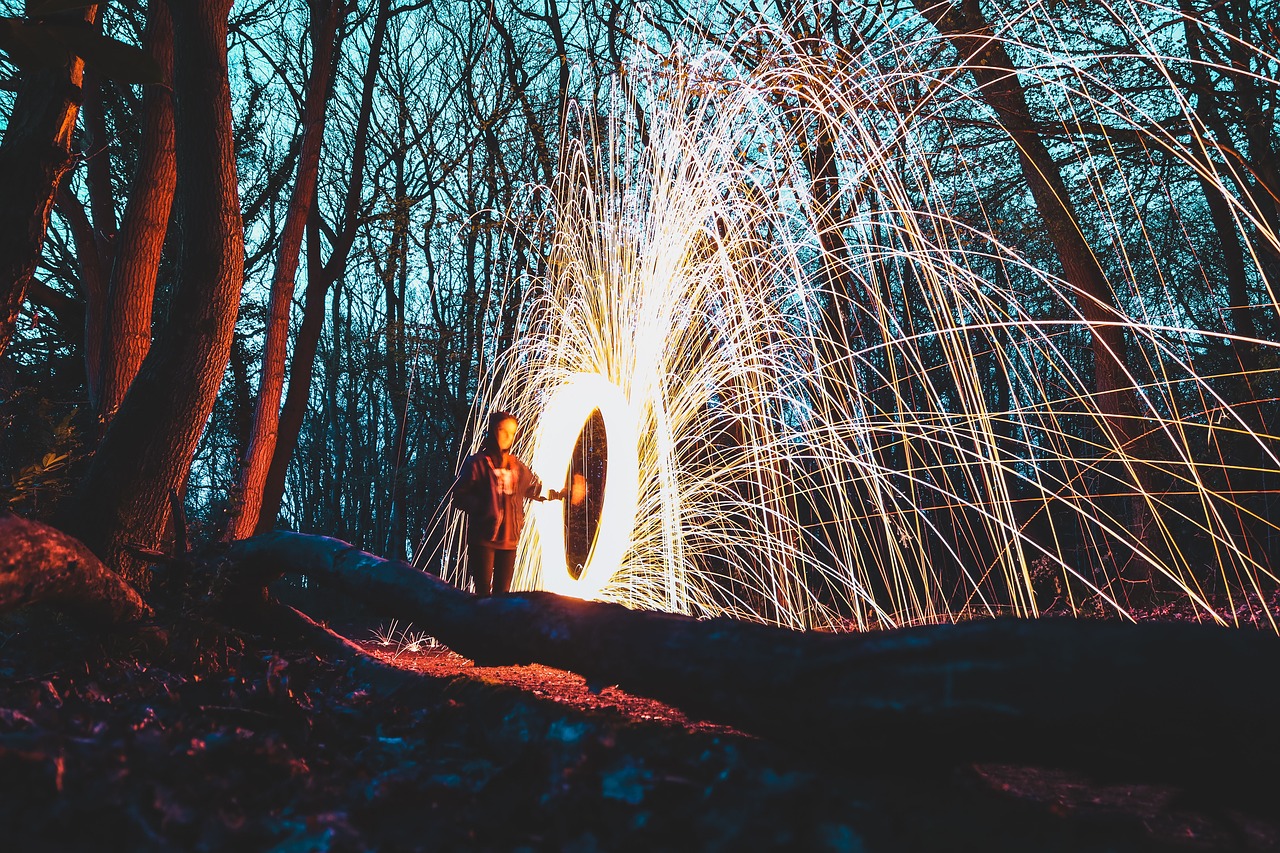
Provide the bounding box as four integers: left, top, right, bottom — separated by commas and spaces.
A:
228, 531, 1280, 792
0, 514, 151, 623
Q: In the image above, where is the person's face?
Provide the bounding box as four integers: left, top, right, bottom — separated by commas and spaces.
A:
494, 417, 518, 452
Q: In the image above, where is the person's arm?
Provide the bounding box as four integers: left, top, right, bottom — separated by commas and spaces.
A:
451, 456, 482, 512
522, 462, 549, 500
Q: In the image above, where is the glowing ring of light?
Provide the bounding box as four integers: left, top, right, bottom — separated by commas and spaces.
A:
531, 373, 639, 599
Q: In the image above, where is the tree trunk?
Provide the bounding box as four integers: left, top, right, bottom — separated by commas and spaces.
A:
913, 0, 1140, 437
378, 130, 413, 558
66, 0, 244, 586
1180, 2, 1271, 392
81, 68, 117, 275
96, 0, 177, 424
53, 185, 107, 393
0, 5, 96, 359
912, 0, 1158, 589
254, 0, 394, 535
0, 514, 149, 624
256, 215, 330, 535
228, 530, 1280, 787
223, 0, 341, 541
796, 116, 863, 351
1221, 0, 1280, 257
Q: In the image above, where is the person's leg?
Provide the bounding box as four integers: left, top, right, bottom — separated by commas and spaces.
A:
492, 548, 517, 594
469, 543, 496, 596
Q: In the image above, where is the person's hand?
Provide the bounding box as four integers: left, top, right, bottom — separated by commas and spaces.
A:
547, 489, 564, 501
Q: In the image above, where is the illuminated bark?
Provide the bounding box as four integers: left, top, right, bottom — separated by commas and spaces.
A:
0, 5, 96, 358
67, 0, 243, 587
96, 1, 176, 424
223, 0, 341, 541
0, 515, 149, 624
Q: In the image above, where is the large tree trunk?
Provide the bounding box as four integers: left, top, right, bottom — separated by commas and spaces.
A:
909, 0, 1140, 416
66, 0, 244, 586
96, 0, 177, 424
6, 518, 1278, 794
0, 4, 97, 359
223, 0, 341, 541
229, 531, 1280, 788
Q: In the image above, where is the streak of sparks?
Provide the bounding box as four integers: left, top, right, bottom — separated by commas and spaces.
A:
436, 6, 1280, 631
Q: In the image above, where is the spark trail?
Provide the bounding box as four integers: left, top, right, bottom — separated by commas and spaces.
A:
440, 3, 1280, 631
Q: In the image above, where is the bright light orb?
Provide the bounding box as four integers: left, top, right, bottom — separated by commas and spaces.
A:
531, 373, 640, 599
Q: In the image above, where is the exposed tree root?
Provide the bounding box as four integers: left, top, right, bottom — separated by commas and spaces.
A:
227, 531, 1280, 794
0, 514, 151, 623
5, 518, 1277, 804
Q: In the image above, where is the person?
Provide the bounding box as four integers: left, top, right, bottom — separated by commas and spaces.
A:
453, 411, 560, 595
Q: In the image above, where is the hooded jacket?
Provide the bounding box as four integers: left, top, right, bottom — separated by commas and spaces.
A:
454, 449, 543, 549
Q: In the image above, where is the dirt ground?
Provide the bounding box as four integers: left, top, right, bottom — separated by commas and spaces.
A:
358, 634, 1280, 852
1, 608, 1277, 852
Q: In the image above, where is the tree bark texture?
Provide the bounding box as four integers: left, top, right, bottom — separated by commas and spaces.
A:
96, 1, 177, 423
0, 5, 96, 359
67, 0, 244, 586
0, 514, 150, 623
223, 0, 341, 541
230, 531, 1280, 786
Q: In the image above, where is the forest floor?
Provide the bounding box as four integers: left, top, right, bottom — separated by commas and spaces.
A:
1, 594, 1278, 852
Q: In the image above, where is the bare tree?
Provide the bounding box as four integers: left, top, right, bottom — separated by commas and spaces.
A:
0, 4, 97, 358
68, 0, 245, 584
223, 0, 344, 541
254, 0, 395, 535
